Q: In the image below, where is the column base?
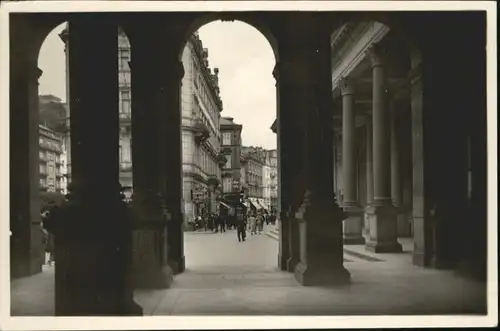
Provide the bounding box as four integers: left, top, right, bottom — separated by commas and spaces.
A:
342, 208, 365, 245
130, 265, 174, 289
343, 235, 366, 245
286, 256, 300, 273
278, 253, 290, 271
430, 256, 455, 270
294, 261, 351, 286
168, 256, 186, 275
365, 204, 402, 253
397, 212, 412, 237
122, 300, 144, 316
365, 240, 403, 253
412, 251, 429, 267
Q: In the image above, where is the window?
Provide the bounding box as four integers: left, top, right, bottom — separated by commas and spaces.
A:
222, 132, 231, 145
119, 49, 130, 71
223, 177, 232, 193
120, 89, 130, 101
224, 154, 232, 169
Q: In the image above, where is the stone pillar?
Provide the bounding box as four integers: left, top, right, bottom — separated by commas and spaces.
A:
273, 64, 291, 270
280, 17, 349, 285
58, 17, 141, 315
163, 53, 186, 275
364, 44, 402, 253
409, 49, 434, 266
9, 18, 43, 278
128, 24, 174, 288
339, 77, 364, 244
390, 101, 411, 237
363, 116, 374, 236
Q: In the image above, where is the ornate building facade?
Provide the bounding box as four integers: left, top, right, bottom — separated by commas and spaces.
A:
117, 27, 133, 191
241, 146, 267, 212
181, 32, 224, 223
38, 125, 66, 193
266, 149, 279, 214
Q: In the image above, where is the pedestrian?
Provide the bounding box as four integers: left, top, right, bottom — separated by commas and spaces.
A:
217, 213, 226, 233
236, 212, 246, 242
257, 211, 264, 234
249, 212, 257, 235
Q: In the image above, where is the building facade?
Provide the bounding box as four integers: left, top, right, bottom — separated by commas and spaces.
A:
117, 27, 133, 191
241, 146, 267, 212
181, 32, 224, 224
266, 149, 278, 214
39, 125, 66, 194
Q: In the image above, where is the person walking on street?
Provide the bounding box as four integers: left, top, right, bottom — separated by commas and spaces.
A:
257, 211, 264, 234
218, 213, 226, 232
236, 212, 246, 242
249, 212, 257, 235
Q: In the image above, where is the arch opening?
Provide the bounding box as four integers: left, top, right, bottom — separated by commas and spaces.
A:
178, 19, 279, 275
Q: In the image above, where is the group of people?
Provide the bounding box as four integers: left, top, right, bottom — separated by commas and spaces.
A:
235, 209, 276, 242
193, 209, 277, 243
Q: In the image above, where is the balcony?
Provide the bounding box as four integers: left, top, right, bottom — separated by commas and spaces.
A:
193, 119, 210, 144
207, 175, 220, 188
216, 152, 227, 167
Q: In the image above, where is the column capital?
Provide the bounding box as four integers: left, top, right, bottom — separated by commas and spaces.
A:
365, 43, 387, 68
339, 76, 354, 96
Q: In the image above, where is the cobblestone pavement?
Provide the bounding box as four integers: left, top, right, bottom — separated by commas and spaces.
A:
10, 224, 488, 317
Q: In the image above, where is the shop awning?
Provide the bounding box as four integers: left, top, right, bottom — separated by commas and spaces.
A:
218, 201, 231, 209
248, 198, 262, 209
257, 199, 268, 210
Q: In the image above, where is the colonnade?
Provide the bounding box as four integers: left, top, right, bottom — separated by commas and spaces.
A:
9, 11, 487, 316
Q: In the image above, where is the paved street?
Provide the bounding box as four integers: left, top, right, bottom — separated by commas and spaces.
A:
11, 224, 487, 316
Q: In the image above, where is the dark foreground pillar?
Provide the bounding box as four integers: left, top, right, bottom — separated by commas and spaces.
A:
9, 17, 44, 279
279, 15, 350, 286
128, 22, 174, 288
52, 16, 142, 316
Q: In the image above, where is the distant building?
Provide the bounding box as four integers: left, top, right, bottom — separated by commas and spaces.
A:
240, 146, 267, 213
219, 117, 244, 212
181, 32, 225, 224
266, 149, 278, 214
117, 28, 133, 191
39, 125, 66, 194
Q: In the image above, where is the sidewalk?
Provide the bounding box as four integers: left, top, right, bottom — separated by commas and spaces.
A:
10, 225, 487, 316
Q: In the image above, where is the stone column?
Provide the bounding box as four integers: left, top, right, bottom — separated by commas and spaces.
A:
273, 64, 291, 270
409, 49, 434, 266
390, 100, 411, 237
163, 53, 186, 275
363, 116, 374, 236
280, 17, 349, 285
9, 18, 43, 278
339, 77, 365, 244
128, 24, 174, 288
59, 17, 141, 315
364, 43, 402, 253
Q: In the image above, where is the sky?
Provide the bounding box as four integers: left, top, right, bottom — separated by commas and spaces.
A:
37, 21, 277, 149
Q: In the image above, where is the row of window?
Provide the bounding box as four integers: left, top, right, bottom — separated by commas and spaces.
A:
192, 59, 220, 131
39, 150, 61, 163
196, 147, 220, 178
